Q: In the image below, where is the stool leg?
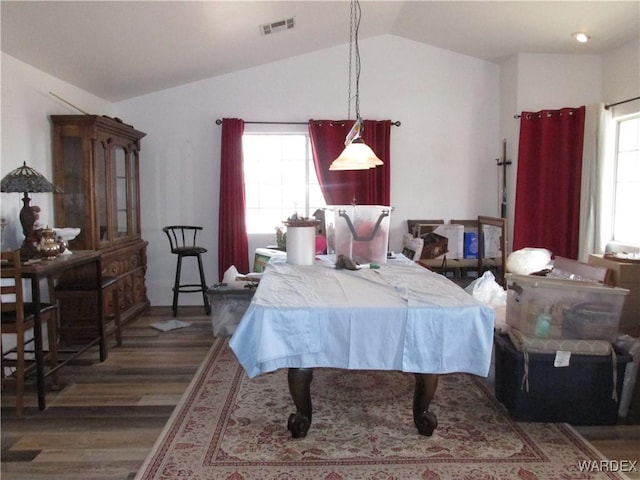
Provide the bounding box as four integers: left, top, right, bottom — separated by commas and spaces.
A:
172, 255, 183, 317
196, 254, 211, 315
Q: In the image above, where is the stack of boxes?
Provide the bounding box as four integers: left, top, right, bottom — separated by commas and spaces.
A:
413, 223, 464, 260
494, 270, 632, 425
588, 254, 640, 337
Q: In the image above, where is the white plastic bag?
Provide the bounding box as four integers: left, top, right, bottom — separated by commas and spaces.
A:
222, 265, 246, 289
506, 248, 552, 275
465, 270, 506, 307
465, 271, 507, 330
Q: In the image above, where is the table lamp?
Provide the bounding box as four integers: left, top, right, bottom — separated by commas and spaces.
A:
0, 162, 63, 259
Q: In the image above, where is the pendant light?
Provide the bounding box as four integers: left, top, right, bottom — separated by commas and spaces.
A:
329, 0, 383, 171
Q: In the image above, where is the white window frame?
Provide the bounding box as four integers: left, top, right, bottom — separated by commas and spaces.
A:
242, 124, 326, 235
611, 112, 640, 248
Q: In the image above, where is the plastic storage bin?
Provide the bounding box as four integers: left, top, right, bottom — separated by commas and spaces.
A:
206, 285, 255, 337
329, 205, 391, 265
494, 333, 630, 425
506, 273, 629, 342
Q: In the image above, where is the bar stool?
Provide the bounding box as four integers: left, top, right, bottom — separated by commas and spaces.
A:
163, 226, 211, 316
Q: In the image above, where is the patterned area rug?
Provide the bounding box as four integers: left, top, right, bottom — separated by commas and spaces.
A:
136, 339, 628, 480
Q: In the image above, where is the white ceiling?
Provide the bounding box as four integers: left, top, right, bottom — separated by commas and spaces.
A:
2, 1, 639, 102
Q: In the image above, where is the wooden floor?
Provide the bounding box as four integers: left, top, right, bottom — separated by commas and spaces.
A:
2, 306, 639, 480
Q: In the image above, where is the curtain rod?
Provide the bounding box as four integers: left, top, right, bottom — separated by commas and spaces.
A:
215, 119, 401, 126
513, 97, 640, 118
605, 96, 640, 110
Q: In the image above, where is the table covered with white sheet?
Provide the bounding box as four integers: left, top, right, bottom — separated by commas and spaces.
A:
230, 255, 494, 378
229, 255, 495, 437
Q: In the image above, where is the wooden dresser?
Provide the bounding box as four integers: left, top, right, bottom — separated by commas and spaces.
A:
51, 115, 149, 343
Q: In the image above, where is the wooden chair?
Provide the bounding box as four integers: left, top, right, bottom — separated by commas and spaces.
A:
477, 215, 507, 288
163, 226, 211, 317
1, 250, 59, 416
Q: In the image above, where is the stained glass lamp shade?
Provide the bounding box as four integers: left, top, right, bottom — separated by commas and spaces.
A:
0, 162, 63, 259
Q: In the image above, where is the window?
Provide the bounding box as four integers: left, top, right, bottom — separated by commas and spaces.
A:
612, 114, 640, 246
243, 130, 326, 234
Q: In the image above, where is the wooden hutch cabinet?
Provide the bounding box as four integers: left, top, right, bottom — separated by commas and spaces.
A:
51, 115, 149, 343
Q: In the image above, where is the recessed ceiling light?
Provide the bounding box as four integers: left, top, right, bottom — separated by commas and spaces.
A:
571, 32, 590, 43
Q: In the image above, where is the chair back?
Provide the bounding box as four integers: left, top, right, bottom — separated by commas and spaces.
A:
162, 226, 204, 253
1, 250, 25, 324
477, 216, 507, 288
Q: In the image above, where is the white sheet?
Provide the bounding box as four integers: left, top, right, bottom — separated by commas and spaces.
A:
229, 255, 494, 378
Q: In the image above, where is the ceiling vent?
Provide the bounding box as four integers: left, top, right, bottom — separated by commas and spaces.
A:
260, 17, 295, 36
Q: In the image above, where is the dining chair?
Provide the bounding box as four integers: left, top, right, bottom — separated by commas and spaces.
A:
477, 215, 508, 288
1, 249, 59, 416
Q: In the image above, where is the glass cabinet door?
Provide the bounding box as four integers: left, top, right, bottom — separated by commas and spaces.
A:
60, 136, 86, 247
96, 140, 110, 245
114, 146, 129, 238
131, 152, 140, 236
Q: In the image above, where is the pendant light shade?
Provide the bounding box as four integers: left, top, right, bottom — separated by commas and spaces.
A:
329, 0, 382, 171
330, 138, 383, 170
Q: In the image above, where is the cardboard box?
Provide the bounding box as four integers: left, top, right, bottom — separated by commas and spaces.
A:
420, 232, 448, 259
588, 254, 640, 337
482, 224, 503, 258
416, 224, 464, 259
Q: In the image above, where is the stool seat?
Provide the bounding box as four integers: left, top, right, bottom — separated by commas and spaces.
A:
163, 225, 211, 317
173, 246, 208, 256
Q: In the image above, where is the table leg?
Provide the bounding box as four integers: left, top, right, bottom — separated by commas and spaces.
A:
30, 280, 46, 410
413, 373, 439, 436
287, 368, 313, 438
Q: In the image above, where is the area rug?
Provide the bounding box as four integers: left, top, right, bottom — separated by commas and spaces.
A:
136, 338, 628, 480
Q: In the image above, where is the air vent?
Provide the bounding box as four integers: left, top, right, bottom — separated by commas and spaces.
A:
260, 17, 295, 36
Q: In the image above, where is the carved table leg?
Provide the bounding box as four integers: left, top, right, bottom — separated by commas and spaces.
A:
287, 368, 314, 438
413, 373, 439, 436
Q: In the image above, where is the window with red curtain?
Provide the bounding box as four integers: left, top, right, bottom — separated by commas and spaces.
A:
513, 107, 586, 259
218, 118, 249, 281
308, 119, 391, 205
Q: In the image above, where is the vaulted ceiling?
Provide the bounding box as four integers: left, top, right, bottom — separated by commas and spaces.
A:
2, 1, 638, 102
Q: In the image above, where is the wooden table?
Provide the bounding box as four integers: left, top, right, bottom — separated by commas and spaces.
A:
15, 250, 104, 410
229, 256, 495, 438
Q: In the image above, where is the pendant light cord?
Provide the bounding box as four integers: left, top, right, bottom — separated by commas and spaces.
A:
354, 0, 361, 120
347, 0, 362, 121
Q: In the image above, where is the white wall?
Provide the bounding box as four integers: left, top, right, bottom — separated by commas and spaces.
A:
602, 39, 640, 105
6, 36, 635, 308
0, 53, 113, 250
115, 35, 501, 305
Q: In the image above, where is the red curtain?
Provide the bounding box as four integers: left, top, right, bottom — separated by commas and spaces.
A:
218, 118, 249, 280
513, 107, 585, 259
308, 119, 391, 205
